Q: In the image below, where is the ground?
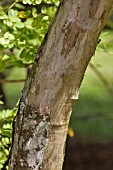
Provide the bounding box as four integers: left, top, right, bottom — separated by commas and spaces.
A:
64, 136, 113, 170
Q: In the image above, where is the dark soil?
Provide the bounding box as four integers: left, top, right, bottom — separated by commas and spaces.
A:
63, 136, 113, 170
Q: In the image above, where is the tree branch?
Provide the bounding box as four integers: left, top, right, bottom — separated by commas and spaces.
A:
89, 63, 113, 97
0, 79, 26, 84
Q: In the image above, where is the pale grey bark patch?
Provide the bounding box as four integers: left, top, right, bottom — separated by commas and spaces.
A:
25, 124, 49, 169
22, 108, 50, 169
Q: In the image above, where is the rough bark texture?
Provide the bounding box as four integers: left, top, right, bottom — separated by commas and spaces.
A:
9, 0, 113, 170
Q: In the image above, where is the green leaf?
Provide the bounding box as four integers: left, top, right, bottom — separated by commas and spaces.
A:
32, 19, 43, 28
0, 60, 6, 72
14, 22, 24, 28
20, 47, 37, 62
24, 18, 34, 29
41, 6, 57, 18
0, 14, 8, 20
22, 0, 42, 5
35, 0, 42, 4
1, 130, 12, 138
12, 60, 27, 67
25, 10, 31, 17
8, 9, 18, 17
3, 19, 13, 27
15, 2, 25, 9
0, 101, 3, 105
9, 16, 21, 23
32, 8, 38, 18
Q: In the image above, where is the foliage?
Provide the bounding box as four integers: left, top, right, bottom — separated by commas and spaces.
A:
97, 30, 113, 54
0, 108, 17, 169
0, 0, 60, 72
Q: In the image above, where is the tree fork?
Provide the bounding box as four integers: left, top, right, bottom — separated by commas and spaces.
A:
9, 0, 113, 170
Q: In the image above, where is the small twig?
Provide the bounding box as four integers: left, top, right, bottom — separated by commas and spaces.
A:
5, 0, 23, 13
0, 79, 26, 84
5, 1, 17, 13
89, 63, 113, 97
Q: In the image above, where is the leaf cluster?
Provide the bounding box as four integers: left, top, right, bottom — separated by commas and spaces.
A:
0, 108, 17, 169
0, 0, 60, 72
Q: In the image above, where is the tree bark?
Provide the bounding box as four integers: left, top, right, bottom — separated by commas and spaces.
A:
9, 0, 113, 170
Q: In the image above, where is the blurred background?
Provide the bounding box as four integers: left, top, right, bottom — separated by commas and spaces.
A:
0, 0, 113, 169
64, 36, 113, 169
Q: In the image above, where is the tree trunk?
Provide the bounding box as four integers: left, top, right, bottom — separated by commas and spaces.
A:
9, 0, 113, 169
